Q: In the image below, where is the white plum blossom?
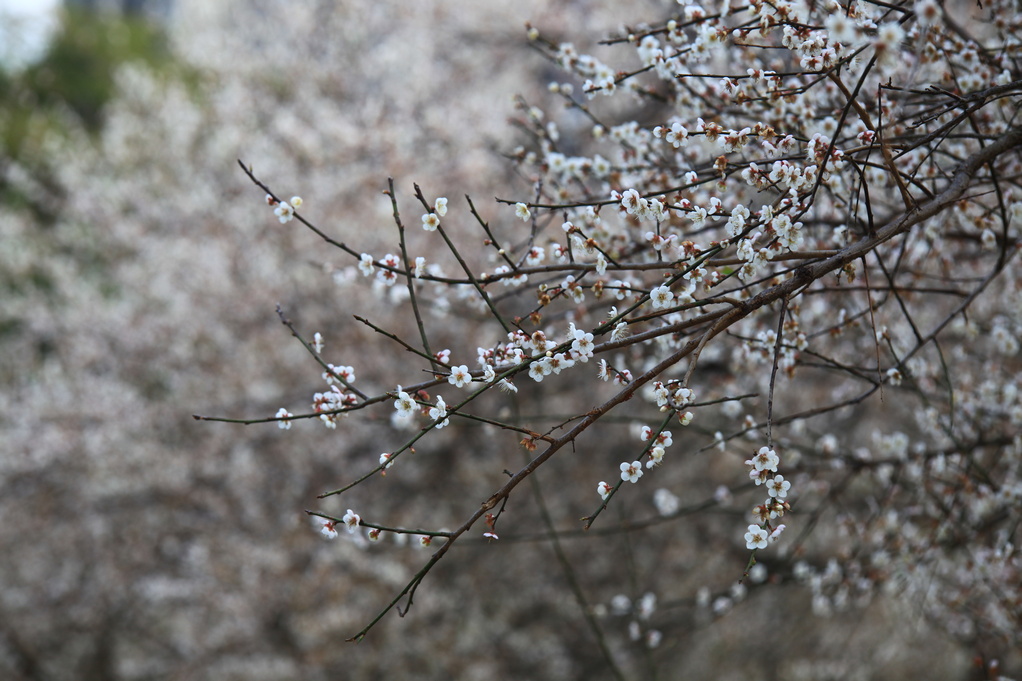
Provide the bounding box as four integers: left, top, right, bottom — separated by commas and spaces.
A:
429, 396, 450, 428
528, 357, 552, 382
422, 212, 441, 231
314, 516, 338, 539
273, 199, 295, 223
342, 509, 361, 534
652, 382, 670, 407
482, 364, 497, 383
275, 408, 293, 430
448, 365, 472, 388
620, 460, 644, 483
358, 253, 375, 277
673, 386, 695, 407
515, 202, 531, 221
525, 246, 545, 266
747, 446, 780, 472
569, 323, 595, 360
727, 204, 749, 237
650, 285, 674, 310
766, 475, 791, 499
393, 387, 417, 417
434, 197, 448, 216
745, 524, 769, 550
646, 446, 665, 468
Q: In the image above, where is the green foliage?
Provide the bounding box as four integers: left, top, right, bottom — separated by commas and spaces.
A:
15, 7, 173, 132
1, 6, 177, 208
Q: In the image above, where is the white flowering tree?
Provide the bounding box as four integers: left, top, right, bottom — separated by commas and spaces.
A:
202, 0, 1022, 668
7, 0, 1022, 678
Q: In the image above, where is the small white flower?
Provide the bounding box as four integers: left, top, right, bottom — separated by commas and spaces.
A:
650, 285, 674, 310
342, 509, 361, 534
482, 364, 497, 383
314, 516, 337, 539
747, 446, 780, 472
359, 253, 375, 277
422, 213, 441, 231
646, 446, 666, 468
515, 202, 532, 221
766, 474, 791, 498
620, 460, 644, 483
312, 332, 324, 354
429, 396, 450, 428
275, 408, 293, 430
528, 359, 549, 382
673, 386, 694, 406
414, 256, 426, 278
434, 197, 448, 216
744, 524, 769, 550
598, 481, 613, 500
274, 201, 295, 224
571, 330, 595, 361
448, 365, 472, 388
290, 196, 303, 208
379, 452, 395, 469
393, 387, 417, 416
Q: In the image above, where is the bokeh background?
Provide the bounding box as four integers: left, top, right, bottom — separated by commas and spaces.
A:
2, 1, 1017, 679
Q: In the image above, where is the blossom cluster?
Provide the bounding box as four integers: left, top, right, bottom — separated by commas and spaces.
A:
233, 0, 1022, 659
